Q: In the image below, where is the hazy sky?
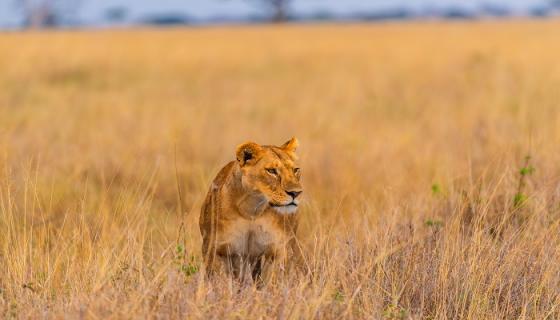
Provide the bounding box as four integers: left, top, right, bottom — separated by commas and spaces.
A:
0, 0, 548, 27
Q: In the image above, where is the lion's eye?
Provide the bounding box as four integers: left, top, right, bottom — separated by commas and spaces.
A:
265, 168, 278, 176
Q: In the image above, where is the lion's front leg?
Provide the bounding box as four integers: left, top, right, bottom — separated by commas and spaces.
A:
251, 255, 274, 288
251, 245, 288, 287
217, 246, 254, 285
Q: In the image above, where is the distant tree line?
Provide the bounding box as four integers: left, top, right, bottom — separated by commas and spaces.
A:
14, 0, 83, 28
11, 0, 560, 29
231, 0, 290, 22
265, 0, 290, 22
15, 0, 291, 28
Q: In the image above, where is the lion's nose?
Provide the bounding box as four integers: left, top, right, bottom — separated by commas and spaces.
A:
286, 190, 302, 199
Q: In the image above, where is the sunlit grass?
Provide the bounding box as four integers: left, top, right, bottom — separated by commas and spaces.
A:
1, 21, 560, 318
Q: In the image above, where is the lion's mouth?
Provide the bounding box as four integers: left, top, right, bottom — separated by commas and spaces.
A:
270, 202, 297, 207
270, 202, 298, 214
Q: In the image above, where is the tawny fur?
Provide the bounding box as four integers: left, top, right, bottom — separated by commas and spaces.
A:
199, 138, 305, 282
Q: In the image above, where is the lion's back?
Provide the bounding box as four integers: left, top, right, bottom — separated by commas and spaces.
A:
199, 161, 236, 254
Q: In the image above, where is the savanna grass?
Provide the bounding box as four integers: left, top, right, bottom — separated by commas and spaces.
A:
1, 21, 560, 318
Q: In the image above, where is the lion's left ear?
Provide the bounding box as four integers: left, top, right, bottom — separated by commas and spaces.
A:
281, 137, 299, 153
236, 142, 263, 167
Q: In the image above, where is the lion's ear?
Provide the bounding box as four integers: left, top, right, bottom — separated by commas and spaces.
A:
236, 142, 262, 167
281, 137, 299, 153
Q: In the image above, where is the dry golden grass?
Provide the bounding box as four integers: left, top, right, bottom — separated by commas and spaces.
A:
1, 20, 560, 319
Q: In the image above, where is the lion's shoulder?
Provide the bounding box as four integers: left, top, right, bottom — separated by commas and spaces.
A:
201, 161, 236, 210
213, 161, 236, 189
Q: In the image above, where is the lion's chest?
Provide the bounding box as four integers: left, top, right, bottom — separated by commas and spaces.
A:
220, 214, 286, 258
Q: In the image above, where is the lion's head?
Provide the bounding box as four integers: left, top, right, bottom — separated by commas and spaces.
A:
235, 137, 303, 215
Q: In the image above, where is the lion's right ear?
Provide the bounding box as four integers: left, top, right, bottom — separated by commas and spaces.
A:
236, 142, 262, 167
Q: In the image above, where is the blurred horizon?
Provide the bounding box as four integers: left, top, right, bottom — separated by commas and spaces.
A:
1, 0, 559, 29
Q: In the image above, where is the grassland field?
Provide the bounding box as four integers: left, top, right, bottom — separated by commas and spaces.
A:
0, 20, 560, 319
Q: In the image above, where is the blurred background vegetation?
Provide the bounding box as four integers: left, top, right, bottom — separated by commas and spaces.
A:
2, 0, 560, 29
0, 2, 560, 319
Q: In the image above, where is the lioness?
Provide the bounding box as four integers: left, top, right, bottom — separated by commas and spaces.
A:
199, 138, 304, 282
